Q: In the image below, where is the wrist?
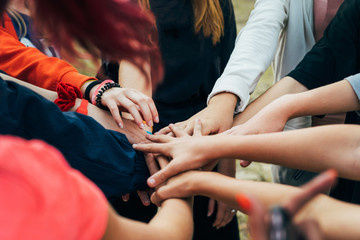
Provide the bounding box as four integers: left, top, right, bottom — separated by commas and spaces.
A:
208, 92, 238, 113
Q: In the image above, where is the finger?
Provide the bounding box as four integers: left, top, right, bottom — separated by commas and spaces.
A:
137, 190, 151, 206
156, 155, 169, 169
283, 169, 337, 216
213, 203, 225, 228
147, 161, 185, 187
236, 194, 268, 240
126, 92, 155, 127
193, 118, 203, 137
207, 199, 215, 217
150, 191, 163, 207
146, 133, 174, 143
145, 153, 159, 175
105, 100, 124, 129
122, 193, 130, 202
239, 160, 252, 168
156, 126, 171, 135
119, 97, 145, 129
133, 142, 166, 154
169, 124, 189, 138
217, 208, 233, 228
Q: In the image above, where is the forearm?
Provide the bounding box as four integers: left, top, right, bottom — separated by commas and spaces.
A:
192, 172, 360, 240
1, 73, 58, 101
282, 80, 360, 119
233, 77, 308, 125
208, 125, 360, 180
106, 198, 193, 240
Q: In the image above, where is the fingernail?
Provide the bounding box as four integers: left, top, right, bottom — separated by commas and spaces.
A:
207, 212, 211, 217
154, 116, 159, 123
140, 123, 145, 129
144, 201, 150, 206
148, 120, 153, 127
118, 122, 124, 129
235, 194, 251, 212
148, 178, 156, 186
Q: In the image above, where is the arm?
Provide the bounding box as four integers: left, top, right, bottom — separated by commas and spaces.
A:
230, 78, 359, 136
157, 0, 288, 135
0, 24, 158, 129
134, 124, 360, 185
104, 198, 193, 240
151, 171, 360, 240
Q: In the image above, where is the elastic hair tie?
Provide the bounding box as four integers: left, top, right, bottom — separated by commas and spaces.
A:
54, 83, 82, 112
91, 80, 121, 109
84, 80, 102, 101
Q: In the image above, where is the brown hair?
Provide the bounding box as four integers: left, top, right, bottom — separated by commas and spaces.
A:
138, 0, 224, 45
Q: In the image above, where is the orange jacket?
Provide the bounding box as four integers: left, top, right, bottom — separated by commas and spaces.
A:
0, 13, 95, 91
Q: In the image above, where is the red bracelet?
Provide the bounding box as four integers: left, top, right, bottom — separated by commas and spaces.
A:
54, 83, 82, 112
91, 80, 114, 105
76, 99, 89, 115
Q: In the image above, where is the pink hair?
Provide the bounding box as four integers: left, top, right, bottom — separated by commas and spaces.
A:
32, 0, 163, 88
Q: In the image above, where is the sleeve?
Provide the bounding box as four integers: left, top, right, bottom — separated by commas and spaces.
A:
288, 0, 360, 90
346, 73, 360, 100
208, 0, 289, 113
0, 136, 108, 240
0, 26, 95, 91
0, 77, 149, 198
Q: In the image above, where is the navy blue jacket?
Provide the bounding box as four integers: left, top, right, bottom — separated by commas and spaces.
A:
0, 77, 149, 198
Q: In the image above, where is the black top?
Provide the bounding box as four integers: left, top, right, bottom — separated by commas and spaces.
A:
288, 0, 360, 89
288, 0, 360, 204
151, 0, 236, 114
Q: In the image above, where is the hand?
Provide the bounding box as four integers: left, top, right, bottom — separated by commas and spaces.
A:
133, 119, 219, 188
223, 99, 290, 167
237, 169, 337, 240
151, 170, 201, 206
156, 92, 237, 136
99, 86, 159, 129
208, 199, 236, 229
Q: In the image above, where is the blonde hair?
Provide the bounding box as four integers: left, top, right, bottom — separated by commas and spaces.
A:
138, 0, 224, 45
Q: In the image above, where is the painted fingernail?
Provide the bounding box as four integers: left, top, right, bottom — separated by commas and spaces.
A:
118, 122, 124, 129
154, 116, 159, 123
144, 200, 150, 206
140, 123, 145, 129
148, 178, 156, 186
235, 194, 252, 212
148, 120, 153, 127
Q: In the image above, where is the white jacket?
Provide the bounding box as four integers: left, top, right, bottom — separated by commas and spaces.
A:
208, 0, 315, 114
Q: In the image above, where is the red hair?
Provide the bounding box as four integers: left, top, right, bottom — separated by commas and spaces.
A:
32, 0, 163, 88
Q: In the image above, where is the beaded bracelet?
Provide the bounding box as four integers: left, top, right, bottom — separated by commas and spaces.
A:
91, 80, 121, 109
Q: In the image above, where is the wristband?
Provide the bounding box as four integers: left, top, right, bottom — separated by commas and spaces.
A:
91, 80, 121, 109
91, 80, 114, 105
54, 83, 82, 112
76, 99, 89, 115
84, 80, 102, 101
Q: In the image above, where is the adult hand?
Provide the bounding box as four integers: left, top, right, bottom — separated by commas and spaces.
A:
223, 97, 290, 167
133, 119, 219, 188
156, 92, 237, 136
237, 169, 337, 240
100, 87, 159, 129
208, 199, 236, 229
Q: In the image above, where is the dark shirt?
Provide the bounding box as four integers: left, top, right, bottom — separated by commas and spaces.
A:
0, 77, 149, 198
151, 0, 236, 126
288, 0, 360, 204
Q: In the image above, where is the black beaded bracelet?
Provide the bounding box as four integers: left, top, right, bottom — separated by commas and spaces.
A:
95, 82, 121, 109
84, 80, 102, 101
